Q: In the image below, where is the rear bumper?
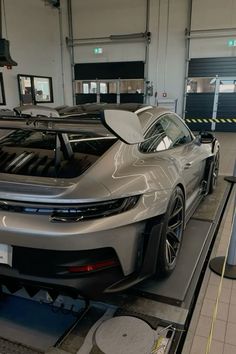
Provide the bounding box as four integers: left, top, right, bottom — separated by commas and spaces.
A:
0, 222, 163, 298
0, 266, 124, 299
0, 220, 146, 276
0, 247, 124, 298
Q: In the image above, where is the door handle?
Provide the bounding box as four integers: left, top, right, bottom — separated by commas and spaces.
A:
184, 162, 192, 169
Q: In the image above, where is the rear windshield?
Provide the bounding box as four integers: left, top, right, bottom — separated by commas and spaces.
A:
0, 130, 116, 153
0, 129, 117, 178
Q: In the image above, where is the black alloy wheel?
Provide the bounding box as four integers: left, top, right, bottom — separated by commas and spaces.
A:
156, 186, 185, 277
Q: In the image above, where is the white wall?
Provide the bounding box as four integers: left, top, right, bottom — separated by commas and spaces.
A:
0, 0, 71, 109
71, 0, 147, 63
0, 0, 193, 115
191, 0, 236, 30
190, 0, 236, 58
4, 0, 234, 115
148, 0, 188, 114
70, 0, 189, 115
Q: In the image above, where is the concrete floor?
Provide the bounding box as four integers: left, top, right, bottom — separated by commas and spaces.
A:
215, 132, 236, 176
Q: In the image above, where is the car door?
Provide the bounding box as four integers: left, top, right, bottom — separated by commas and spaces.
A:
139, 113, 207, 204
159, 113, 207, 200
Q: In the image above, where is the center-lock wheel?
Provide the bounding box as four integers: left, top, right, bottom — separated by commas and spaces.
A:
156, 186, 185, 277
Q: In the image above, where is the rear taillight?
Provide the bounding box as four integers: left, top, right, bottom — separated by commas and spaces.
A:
0, 195, 140, 222
49, 195, 140, 223
68, 259, 119, 273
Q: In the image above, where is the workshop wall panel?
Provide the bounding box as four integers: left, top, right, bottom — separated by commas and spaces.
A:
190, 38, 236, 59
74, 62, 145, 80
152, 0, 188, 114
0, 0, 71, 109
72, 0, 146, 38
72, 0, 146, 63
190, 0, 236, 58
70, 0, 189, 115
191, 0, 236, 31
188, 57, 236, 77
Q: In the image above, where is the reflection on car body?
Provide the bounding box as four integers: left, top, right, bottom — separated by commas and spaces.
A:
0, 104, 220, 299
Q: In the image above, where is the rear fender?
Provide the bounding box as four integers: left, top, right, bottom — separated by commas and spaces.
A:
203, 155, 215, 195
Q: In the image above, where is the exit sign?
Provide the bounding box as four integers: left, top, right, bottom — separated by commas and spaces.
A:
94, 47, 103, 54
228, 39, 236, 47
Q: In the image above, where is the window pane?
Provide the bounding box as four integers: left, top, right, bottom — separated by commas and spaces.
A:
187, 77, 215, 93
83, 83, 89, 94
75, 81, 97, 94
120, 79, 144, 94
34, 77, 52, 102
18, 75, 53, 105
140, 114, 192, 153
160, 114, 192, 147
75, 81, 83, 94
219, 80, 236, 93
90, 82, 97, 94
109, 82, 117, 94
99, 81, 117, 94
19, 76, 33, 104
140, 122, 171, 153
100, 82, 107, 94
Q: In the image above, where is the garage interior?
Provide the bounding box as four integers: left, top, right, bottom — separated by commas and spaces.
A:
0, 0, 235, 353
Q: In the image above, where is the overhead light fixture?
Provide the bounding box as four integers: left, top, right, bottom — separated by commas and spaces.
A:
0, 0, 17, 66
0, 39, 17, 67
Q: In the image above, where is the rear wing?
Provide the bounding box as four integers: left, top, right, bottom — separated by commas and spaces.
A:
14, 105, 60, 118
0, 109, 144, 144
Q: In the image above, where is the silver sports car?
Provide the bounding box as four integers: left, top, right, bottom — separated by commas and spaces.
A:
0, 104, 219, 298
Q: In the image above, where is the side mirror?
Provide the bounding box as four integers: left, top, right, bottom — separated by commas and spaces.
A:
198, 131, 216, 144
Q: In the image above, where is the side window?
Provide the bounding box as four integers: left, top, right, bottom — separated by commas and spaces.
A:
161, 114, 192, 147
139, 120, 172, 153
139, 114, 192, 153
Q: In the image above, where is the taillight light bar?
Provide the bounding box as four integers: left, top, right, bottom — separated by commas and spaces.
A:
68, 259, 119, 273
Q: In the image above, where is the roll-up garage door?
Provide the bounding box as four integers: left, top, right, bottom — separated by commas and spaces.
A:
74, 61, 145, 105
185, 57, 236, 132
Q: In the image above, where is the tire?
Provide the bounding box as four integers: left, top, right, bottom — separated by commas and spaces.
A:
156, 186, 185, 277
208, 151, 220, 194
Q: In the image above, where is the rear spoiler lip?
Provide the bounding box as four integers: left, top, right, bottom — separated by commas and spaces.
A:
0, 115, 104, 134
0, 109, 145, 144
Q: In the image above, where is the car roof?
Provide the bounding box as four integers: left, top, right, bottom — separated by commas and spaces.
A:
57, 104, 174, 124
57, 103, 147, 115
58, 104, 178, 134
57, 103, 172, 115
